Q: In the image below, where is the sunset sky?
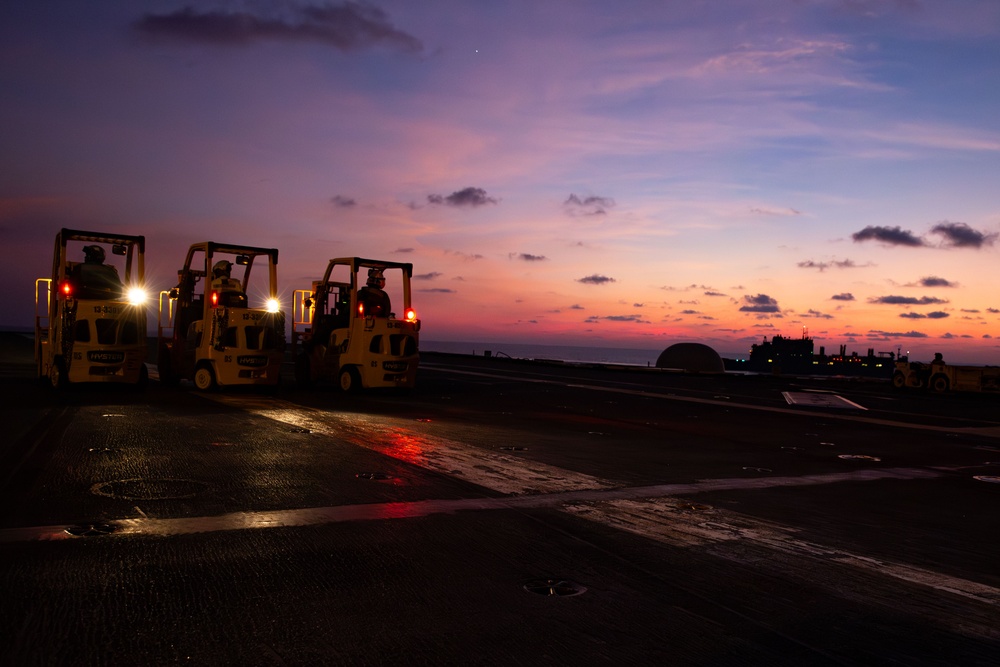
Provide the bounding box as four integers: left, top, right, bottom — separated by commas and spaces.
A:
3, 1, 999, 363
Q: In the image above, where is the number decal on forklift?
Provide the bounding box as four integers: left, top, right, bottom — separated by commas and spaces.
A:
224, 355, 232, 363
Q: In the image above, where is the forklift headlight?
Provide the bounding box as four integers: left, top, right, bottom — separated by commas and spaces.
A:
265, 298, 281, 313
126, 287, 149, 306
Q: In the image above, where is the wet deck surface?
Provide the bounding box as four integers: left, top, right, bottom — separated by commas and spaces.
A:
2, 333, 999, 665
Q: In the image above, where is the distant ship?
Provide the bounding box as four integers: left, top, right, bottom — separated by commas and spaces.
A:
724, 334, 895, 378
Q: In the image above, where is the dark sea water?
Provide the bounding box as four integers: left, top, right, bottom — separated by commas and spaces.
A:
421, 340, 743, 367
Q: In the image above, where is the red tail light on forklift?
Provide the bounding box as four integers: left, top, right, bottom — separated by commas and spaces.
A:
210, 291, 219, 308
405, 308, 417, 322
59, 280, 73, 298
357, 302, 364, 317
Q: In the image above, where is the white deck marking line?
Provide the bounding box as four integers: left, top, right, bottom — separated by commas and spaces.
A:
562, 497, 1000, 610
0, 467, 939, 542
425, 365, 1000, 437
782, 391, 868, 410
10, 464, 992, 615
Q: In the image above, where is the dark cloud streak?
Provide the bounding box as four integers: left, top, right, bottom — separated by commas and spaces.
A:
797, 258, 868, 271
930, 221, 997, 248
851, 225, 924, 247
869, 295, 948, 305
739, 294, 780, 313
916, 276, 955, 287
868, 330, 929, 339
564, 194, 615, 216
577, 274, 616, 285
428, 187, 498, 207
133, 3, 423, 53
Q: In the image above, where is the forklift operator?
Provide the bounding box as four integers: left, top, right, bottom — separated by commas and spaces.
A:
211, 260, 247, 308
358, 267, 391, 317
73, 245, 123, 299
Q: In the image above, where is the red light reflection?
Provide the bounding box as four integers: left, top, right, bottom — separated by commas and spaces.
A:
385, 430, 427, 466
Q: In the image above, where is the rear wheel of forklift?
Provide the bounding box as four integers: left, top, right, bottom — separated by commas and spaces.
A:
295, 352, 314, 389
194, 364, 216, 391
929, 374, 949, 394
338, 365, 361, 394
891, 371, 906, 391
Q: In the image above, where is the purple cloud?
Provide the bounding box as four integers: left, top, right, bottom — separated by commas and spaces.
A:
869, 295, 948, 305
577, 275, 616, 285
916, 276, 955, 287
133, 3, 423, 54
739, 294, 780, 313
930, 221, 997, 248
564, 194, 616, 216
868, 330, 929, 339
852, 225, 924, 247
797, 259, 866, 271
584, 314, 648, 323
428, 187, 498, 207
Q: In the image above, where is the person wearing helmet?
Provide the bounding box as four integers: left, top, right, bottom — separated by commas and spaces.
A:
211, 260, 247, 307
358, 267, 391, 317
83, 245, 106, 264
212, 260, 234, 282
73, 244, 122, 299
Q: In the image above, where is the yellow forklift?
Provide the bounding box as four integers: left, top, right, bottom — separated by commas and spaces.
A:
35, 228, 149, 389
893, 356, 1000, 393
292, 257, 419, 392
158, 242, 285, 391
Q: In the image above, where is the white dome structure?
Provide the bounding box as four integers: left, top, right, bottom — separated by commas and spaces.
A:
655, 343, 724, 373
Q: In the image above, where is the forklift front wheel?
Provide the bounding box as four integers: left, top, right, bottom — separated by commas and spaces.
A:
194, 364, 216, 392
50, 357, 68, 391
338, 366, 361, 394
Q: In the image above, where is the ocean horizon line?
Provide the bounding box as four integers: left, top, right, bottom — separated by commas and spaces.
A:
421, 339, 748, 367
